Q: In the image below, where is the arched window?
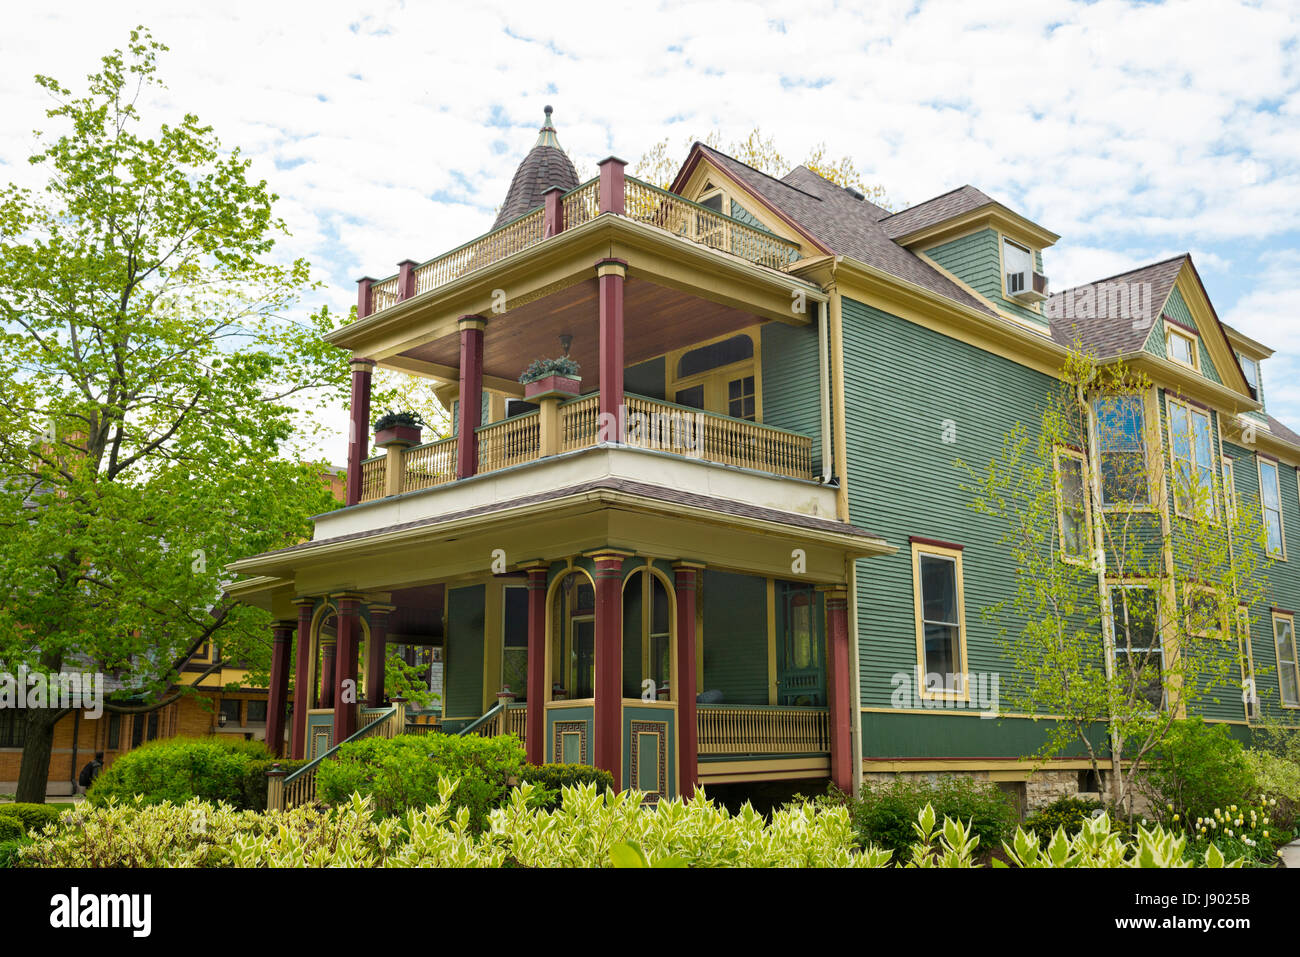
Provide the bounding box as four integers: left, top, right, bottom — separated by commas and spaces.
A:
551, 571, 596, 700
670, 333, 758, 421
622, 568, 673, 700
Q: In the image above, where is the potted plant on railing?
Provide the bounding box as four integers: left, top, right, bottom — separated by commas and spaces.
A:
373, 410, 425, 448
519, 356, 581, 401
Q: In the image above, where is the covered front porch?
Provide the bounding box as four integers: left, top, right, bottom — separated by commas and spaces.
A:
229, 476, 890, 798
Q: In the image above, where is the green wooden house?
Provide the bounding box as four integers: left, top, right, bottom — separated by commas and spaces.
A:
232, 108, 1300, 809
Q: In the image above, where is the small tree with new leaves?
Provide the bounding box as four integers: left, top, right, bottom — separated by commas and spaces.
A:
961, 346, 1270, 813
0, 30, 352, 801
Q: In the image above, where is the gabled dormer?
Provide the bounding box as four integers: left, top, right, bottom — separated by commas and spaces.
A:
878, 185, 1059, 332
1224, 324, 1272, 410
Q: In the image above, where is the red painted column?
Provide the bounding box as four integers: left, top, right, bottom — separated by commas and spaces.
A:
523, 563, 549, 765
823, 587, 853, 794
366, 605, 393, 708
456, 316, 486, 479
356, 276, 375, 320
596, 259, 627, 435
591, 551, 629, 785
332, 596, 363, 744
673, 562, 704, 798
543, 185, 566, 237
266, 620, 294, 758
345, 357, 375, 506
397, 259, 417, 301
597, 156, 626, 215
290, 599, 314, 760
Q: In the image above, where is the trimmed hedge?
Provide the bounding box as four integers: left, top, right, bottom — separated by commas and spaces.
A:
0, 817, 23, 843
0, 803, 63, 835
87, 736, 300, 810
316, 733, 526, 830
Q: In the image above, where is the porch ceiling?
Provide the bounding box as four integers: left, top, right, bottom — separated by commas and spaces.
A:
395, 276, 770, 385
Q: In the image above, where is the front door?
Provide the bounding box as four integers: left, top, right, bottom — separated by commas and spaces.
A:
775, 582, 826, 706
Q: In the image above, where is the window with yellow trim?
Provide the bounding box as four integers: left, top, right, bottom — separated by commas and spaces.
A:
1239, 607, 1259, 720
1094, 393, 1150, 507
668, 331, 759, 421
1274, 612, 1299, 708
1167, 326, 1198, 370
1167, 398, 1215, 520
1258, 457, 1286, 559
1183, 584, 1227, 640
1221, 456, 1237, 524
1110, 583, 1165, 713
1054, 447, 1090, 562
911, 542, 968, 700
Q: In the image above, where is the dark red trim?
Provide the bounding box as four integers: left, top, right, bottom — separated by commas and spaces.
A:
1161, 313, 1199, 337
908, 536, 965, 551
1257, 451, 1280, 464
397, 260, 417, 302
598, 263, 625, 431
265, 622, 293, 758
356, 276, 374, 320
824, 592, 853, 794
597, 157, 626, 216
592, 554, 626, 786
1166, 391, 1212, 413
344, 360, 374, 506
332, 597, 362, 744
674, 565, 700, 798
456, 318, 484, 479
1270, 607, 1295, 617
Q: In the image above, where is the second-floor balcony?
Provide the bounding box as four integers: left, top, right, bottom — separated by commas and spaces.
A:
329, 156, 833, 534
357, 391, 816, 504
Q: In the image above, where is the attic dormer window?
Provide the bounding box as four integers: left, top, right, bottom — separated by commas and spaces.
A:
1237, 352, 1260, 399
1166, 326, 1198, 371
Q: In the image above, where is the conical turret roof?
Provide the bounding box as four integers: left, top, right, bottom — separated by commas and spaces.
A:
493, 105, 579, 229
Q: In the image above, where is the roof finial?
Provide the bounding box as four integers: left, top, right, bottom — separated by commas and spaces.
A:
534, 104, 560, 147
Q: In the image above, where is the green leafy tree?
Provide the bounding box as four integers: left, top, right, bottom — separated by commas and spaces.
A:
961, 347, 1270, 813
0, 29, 349, 801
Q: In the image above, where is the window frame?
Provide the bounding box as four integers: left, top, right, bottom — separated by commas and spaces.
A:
1165, 396, 1217, 521
1166, 325, 1200, 372
1054, 446, 1092, 564
1001, 236, 1035, 299
665, 328, 762, 423
1257, 455, 1287, 560
1238, 606, 1259, 721
1092, 391, 1154, 510
1273, 610, 1300, 709
1236, 351, 1260, 400
1108, 581, 1167, 714
500, 583, 530, 702
1221, 455, 1237, 524
910, 540, 969, 703
1182, 583, 1228, 641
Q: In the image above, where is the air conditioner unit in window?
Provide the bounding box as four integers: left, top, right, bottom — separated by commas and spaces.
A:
1010, 271, 1049, 304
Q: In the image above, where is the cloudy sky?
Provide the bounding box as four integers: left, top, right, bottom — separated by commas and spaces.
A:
3, 0, 1299, 459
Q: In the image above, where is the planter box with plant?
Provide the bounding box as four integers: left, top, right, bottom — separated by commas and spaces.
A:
519, 357, 581, 401
373, 410, 425, 448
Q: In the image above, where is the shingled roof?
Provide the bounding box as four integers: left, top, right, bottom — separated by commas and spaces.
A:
1046, 255, 1187, 356
493, 106, 579, 229
877, 185, 997, 239
691, 144, 1000, 319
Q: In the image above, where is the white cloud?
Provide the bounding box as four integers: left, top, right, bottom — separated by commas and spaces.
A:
4, 0, 1300, 448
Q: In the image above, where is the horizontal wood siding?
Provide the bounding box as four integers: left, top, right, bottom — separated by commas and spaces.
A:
924, 228, 1046, 328
761, 317, 823, 467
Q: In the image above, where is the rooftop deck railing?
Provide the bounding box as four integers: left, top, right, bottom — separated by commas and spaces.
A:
361, 175, 802, 316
